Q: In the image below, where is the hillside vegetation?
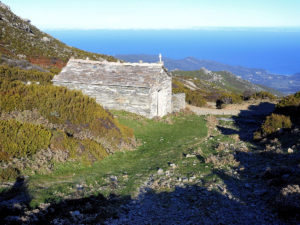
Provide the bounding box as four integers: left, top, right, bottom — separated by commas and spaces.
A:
118, 54, 300, 95
0, 2, 117, 70
254, 91, 300, 139
0, 2, 134, 182
172, 69, 278, 108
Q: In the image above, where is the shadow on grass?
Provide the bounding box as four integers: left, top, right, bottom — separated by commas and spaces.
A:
0, 176, 31, 222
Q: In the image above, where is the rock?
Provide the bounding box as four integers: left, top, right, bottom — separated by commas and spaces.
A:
157, 168, 164, 175
76, 184, 84, 190
186, 154, 196, 158
41, 36, 50, 42
169, 163, 177, 169
110, 175, 118, 182
17, 54, 26, 59
276, 185, 300, 215
287, 148, 293, 154
0, 2, 10, 10
182, 177, 188, 183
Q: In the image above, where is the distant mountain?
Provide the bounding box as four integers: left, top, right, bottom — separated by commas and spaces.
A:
116, 54, 300, 95
173, 69, 283, 97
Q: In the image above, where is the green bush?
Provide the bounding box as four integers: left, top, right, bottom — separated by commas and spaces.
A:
50, 130, 108, 164
0, 119, 52, 161
259, 114, 292, 137
0, 80, 134, 148
0, 167, 20, 182
216, 92, 243, 109
0, 65, 54, 84
173, 79, 207, 107
276, 91, 300, 123
251, 91, 276, 100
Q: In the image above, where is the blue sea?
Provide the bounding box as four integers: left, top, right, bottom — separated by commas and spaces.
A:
46, 29, 300, 75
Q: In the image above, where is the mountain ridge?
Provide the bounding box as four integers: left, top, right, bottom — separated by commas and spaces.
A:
0, 1, 117, 70
116, 54, 300, 94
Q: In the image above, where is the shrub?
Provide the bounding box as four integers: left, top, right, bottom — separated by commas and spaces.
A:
0, 119, 52, 161
0, 81, 134, 149
0, 65, 54, 84
260, 114, 292, 137
251, 91, 276, 100
50, 130, 108, 163
216, 93, 243, 109
173, 79, 207, 107
276, 91, 300, 123
0, 167, 20, 182
243, 90, 254, 101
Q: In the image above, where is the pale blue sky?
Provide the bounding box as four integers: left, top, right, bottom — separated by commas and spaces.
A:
2, 0, 300, 29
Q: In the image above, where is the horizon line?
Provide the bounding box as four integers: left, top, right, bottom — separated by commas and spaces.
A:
43, 26, 300, 32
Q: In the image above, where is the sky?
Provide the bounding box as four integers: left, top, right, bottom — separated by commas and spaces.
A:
2, 0, 300, 29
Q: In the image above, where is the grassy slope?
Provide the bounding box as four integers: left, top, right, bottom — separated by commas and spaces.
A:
173, 70, 282, 96
0, 3, 133, 173
26, 112, 209, 207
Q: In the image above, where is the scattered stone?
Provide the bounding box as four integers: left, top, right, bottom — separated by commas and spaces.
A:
168, 162, 177, 169
110, 175, 118, 182
157, 168, 164, 175
41, 36, 50, 42
186, 154, 196, 158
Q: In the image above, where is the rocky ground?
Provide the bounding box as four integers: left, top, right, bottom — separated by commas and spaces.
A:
188, 100, 276, 116
0, 104, 299, 224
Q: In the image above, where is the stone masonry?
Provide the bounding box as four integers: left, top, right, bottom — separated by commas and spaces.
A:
53, 58, 185, 118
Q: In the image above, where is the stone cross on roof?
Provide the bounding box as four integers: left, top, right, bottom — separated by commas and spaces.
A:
159, 53, 162, 63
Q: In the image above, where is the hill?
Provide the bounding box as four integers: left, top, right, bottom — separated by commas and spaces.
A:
0, 2, 134, 182
172, 69, 282, 97
116, 54, 300, 95
0, 2, 117, 70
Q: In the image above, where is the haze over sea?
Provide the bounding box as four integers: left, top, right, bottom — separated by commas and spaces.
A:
47, 29, 300, 75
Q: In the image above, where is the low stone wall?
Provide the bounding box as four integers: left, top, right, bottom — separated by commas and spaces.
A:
172, 93, 186, 112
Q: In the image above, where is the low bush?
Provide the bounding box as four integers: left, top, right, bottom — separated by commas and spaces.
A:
0, 80, 134, 149
173, 79, 207, 107
50, 130, 108, 163
216, 93, 243, 109
275, 91, 300, 124
254, 114, 292, 139
0, 65, 54, 84
0, 167, 20, 182
251, 91, 276, 100
0, 119, 52, 161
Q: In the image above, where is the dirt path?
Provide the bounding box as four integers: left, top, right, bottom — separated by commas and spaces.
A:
187, 100, 276, 116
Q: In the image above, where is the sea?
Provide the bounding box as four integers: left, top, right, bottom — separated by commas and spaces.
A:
46, 29, 300, 75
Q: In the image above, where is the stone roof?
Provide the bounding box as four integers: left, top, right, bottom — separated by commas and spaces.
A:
53, 58, 169, 88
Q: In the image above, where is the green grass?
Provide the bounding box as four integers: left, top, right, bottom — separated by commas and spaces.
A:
25, 112, 208, 207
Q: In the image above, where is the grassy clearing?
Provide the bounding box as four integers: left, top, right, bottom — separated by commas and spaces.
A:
26, 112, 208, 207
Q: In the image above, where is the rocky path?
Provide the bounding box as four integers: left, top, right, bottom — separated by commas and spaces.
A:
187, 101, 276, 116
104, 113, 285, 225
3, 105, 298, 224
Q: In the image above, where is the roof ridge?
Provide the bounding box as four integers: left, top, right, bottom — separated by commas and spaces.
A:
70, 58, 164, 67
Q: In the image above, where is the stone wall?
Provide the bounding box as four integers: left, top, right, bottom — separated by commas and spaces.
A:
150, 77, 172, 118
172, 93, 186, 112
53, 82, 152, 117
53, 58, 173, 118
